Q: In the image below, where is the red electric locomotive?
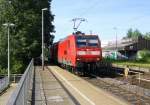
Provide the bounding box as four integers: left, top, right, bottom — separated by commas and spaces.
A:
50, 31, 102, 74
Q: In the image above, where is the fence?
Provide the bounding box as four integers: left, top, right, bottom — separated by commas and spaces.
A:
112, 64, 150, 73
7, 59, 34, 105
0, 76, 9, 93
0, 74, 22, 83
10, 74, 22, 83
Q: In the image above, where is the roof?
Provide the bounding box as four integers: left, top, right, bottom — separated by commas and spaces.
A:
103, 38, 138, 51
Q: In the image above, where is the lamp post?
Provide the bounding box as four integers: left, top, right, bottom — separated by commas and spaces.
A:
113, 27, 118, 60
42, 8, 48, 70
113, 27, 118, 51
3, 23, 15, 84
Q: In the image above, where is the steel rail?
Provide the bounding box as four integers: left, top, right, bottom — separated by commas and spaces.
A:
83, 73, 150, 105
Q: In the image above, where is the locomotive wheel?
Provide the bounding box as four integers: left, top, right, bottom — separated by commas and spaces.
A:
70, 66, 73, 73
75, 67, 80, 75
71, 67, 74, 73
69, 66, 72, 72
65, 64, 67, 70
72, 67, 77, 74
66, 65, 69, 71
68, 65, 71, 72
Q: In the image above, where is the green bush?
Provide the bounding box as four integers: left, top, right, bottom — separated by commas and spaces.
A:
0, 66, 7, 75
11, 56, 27, 74
136, 50, 150, 62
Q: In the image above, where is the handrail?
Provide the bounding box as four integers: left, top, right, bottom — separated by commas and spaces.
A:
0, 74, 22, 83
7, 59, 34, 105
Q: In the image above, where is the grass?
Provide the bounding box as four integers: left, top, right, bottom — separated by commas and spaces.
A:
104, 59, 150, 68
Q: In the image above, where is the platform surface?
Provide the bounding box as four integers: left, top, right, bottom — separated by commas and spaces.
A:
0, 83, 17, 105
32, 66, 76, 105
49, 66, 130, 105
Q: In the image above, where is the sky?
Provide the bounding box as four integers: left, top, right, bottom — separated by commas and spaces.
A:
51, 0, 150, 46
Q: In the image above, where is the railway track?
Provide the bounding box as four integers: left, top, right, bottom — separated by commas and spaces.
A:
45, 63, 150, 105
54, 64, 150, 105
82, 74, 150, 105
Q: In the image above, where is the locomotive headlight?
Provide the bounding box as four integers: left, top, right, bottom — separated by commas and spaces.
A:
77, 58, 80, 61
97, 58, 100, 61
77, 51, 86, 55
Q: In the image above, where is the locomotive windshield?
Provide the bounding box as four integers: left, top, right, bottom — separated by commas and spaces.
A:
76, 36, 99, 47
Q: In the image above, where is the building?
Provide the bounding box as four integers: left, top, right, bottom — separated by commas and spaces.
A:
103, 36, 150, 59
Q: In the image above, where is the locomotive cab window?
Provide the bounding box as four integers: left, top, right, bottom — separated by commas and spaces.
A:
88, 39, 99, 47
76, 39, 86, 47
76, 36, 99, 47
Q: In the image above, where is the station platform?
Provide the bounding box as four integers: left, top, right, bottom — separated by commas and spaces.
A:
32, 66, 76, 105
48, 66, 130, 105
0, 83, 17, 105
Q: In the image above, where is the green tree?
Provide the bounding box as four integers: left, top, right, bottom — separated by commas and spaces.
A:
137, 49, 150, 62
127, 28, 133, 38
0, 0, 54, 74
133, 29, 142, 38
126, 28, 142, 39
144, 32, 150, 40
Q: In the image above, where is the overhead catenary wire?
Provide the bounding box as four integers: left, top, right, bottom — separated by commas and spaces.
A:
78, 0, 149, 26
78, 0, 104, 17
70, 0, 104, 34
72, 0, 150, 38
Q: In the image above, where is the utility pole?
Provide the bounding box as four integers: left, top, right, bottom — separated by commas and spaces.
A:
113, 27, 118, 60
113, 27, 118, 50
71, 18, 86, 32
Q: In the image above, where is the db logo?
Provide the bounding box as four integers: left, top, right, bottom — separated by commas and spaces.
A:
86, 51, 91, 54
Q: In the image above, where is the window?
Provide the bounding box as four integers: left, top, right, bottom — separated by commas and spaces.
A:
88, 39, 99, 47
76, 39, 86, 47
76, 36, 99, 47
